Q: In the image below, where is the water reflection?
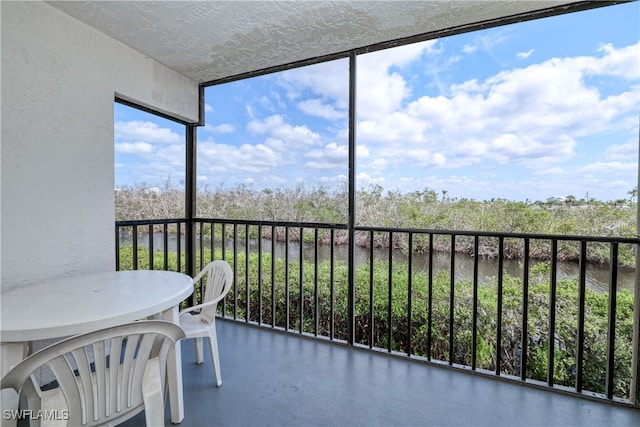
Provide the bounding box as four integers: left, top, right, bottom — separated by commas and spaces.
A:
120, 233, 635, 293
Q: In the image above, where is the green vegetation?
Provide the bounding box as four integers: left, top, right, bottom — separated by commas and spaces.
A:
116, 182, 636, 238
116, 182, 637, 400
119, 244, 635, 400
116, 182, 637, 265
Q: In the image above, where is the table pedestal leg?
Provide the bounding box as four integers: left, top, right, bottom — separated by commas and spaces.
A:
162, 306, 184, 424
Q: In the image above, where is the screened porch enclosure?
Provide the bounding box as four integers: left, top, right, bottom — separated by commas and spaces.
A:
3, 1, 639, 425
113, 0, 640, 409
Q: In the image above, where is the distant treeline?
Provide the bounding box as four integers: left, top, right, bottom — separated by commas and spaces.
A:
116, 181, 636, 235
116, 182, 637, 265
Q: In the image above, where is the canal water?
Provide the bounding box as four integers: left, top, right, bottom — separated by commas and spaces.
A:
120, 233, 636, 293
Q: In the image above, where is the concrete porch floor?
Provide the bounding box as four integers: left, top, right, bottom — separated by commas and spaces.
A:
125, 319, 640, 427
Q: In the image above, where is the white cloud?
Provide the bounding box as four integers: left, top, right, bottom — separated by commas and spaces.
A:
263, 137, 286, 151
580, 161, 637, 176
534, 167, 564, 176
488, 134, 576, 166
188, 29, 638, 199
304, 142, 348, 170
245, 105, 254, 119
462, 31, 509, 55
358, 112, 428, 145
204, 123, 235, 133
356, 40, 438, 119
517, 49, 534, 59
115, 142, 153, 154
406, 149, 447, 167
593, 42, 640, 80
356, 41, 639, 176
198, 139, 290, 175
277, 59, 349, 107
356, 70, 410, 119
317, 173, 348, 187
298, 98, 345, 120
115, 121, 182, 144
356, 172, 385, 186
247, 114, 322, 149
357, 145, 370, 158
462, 44, 477, 54
605, 142, 638, 161
370, 157, 388, 170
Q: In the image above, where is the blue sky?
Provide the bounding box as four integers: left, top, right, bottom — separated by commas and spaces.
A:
115, 2, 639, 202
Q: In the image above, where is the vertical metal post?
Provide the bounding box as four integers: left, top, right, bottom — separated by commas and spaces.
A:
496, 236, 504, 375
314, 228, 319, 336
258, 225, 263, 325
330, 229, 335, 340
299, 227, 304, 333
634, 247, 640, 403
347, 50, 357, 345
369, 230, 374, 348
606, 243, 618, 399
631, 125, 640, 404
472, 235, 479, 370
246, 224, 251, 323
427, 233, 434, 360
133, 225, 139, 270
185, 124, 197, 305
271, 225, 276, 328
285, 227, 290, 331
148, 224, 154, 270
520, 237, 530, 381
547, 239, 558, 387
115, 226, 121, 271
576, 241, 587, 393
233, 224, 239, 320
388, 231, 394, 353
407, 233, 413, 357
163, 224, 169, 270
449, 234, 455, 365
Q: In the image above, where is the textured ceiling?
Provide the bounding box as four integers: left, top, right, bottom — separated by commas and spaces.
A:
48, 1, 588, 84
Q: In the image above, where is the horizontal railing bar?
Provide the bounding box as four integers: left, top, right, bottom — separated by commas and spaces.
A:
116, 218, 640, 245
194, 217, 348, 230
355, 225, 640, 244
116, 218, 187, 226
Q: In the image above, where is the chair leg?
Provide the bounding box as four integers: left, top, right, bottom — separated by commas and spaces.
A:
207, 327, 222, 387
194, 337, 204, 364
143, 359, 165, 427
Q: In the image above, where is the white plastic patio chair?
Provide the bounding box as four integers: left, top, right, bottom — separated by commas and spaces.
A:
1, 320, 185, 427
179, 260, 233, 387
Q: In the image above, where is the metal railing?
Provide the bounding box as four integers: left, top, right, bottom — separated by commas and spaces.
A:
115, 217, 639, 406
115, 218, 187, 271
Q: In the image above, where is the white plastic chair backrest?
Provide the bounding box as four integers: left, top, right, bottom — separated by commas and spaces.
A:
194, 260, 234, 324
1, 320, 185, 427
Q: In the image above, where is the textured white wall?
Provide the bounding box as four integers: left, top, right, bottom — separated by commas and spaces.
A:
0, 1, 199, 290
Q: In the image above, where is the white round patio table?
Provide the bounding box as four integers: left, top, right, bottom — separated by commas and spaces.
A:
1, 270, 193, 425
